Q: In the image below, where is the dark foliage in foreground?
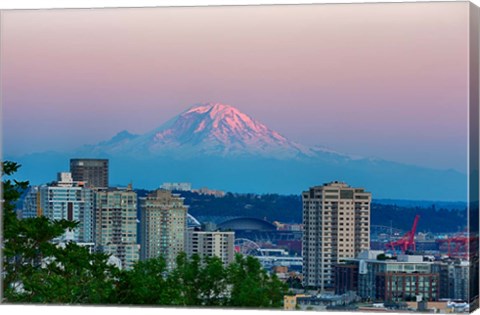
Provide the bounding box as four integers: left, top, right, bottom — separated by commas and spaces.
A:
115, 253, 288, 307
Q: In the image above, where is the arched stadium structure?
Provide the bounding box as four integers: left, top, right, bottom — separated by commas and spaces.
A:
187, 213, 201, 228
217, 217, 277, 231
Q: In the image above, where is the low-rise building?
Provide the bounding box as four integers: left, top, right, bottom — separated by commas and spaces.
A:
296, 292, 359, 311
334, 263, 358, 295
284, 294, 309, 310
406, 300, 470, 313
335, 251, 440, 302
374, 271, 439, 302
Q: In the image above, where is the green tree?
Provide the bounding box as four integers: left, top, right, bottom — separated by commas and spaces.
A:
2, 161, 116, 304
226, 254, 289, 308
196, 255, 228, 306
376, 253, 388, 261
11, 242, 118, 304
114, 256, 173, 305
169, 252, 202, 306
115, 253, 227, 307
170, 253, 229, 306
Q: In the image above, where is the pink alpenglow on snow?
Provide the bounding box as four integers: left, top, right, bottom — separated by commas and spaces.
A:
120, 102, 315, 158
173, 103, 289, 145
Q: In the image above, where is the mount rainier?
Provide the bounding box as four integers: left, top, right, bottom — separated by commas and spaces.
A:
10, 102, 467, 201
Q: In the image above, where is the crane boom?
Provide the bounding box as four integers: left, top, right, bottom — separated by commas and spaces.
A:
385, 214, 420, 254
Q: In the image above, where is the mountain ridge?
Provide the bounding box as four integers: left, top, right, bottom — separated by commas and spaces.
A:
7, 102, 468, 201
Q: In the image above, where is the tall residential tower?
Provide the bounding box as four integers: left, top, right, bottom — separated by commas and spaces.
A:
140, 189, 188, 269
302, 181, 371, 291
95, 185, 140, 270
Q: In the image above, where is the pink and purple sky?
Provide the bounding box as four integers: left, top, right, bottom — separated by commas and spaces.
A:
1, 2, 470, 172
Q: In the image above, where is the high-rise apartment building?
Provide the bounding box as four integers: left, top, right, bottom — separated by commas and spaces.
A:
38, 172, 95, 243
95, 185, 140, 270
70, 158, 109, 188
140, 189, 188, 268
302, 181, 371, 291
186, 230, 235, 265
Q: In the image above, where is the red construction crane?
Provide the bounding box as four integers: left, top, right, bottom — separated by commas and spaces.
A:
385, 215, 420, 255
437, 231, 471, 259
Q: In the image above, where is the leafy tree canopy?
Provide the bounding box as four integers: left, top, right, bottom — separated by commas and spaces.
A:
2, 161, 117, 304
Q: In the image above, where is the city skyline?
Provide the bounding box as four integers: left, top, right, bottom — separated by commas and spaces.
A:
18, 164, 472, 308
1, 2, 470, 173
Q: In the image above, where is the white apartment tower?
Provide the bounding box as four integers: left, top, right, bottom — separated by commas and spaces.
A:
38, 172, 95, 243
140, 189, 188, 269
302, 181, 371, 291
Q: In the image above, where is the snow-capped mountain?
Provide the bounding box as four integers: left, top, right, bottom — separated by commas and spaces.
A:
86, 102, 323, 159
11, 102, 467, 201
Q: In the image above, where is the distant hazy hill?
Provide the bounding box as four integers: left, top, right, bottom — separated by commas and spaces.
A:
9, 102, 467, 201
177, 191, 466, 233
374, 199, 467, 210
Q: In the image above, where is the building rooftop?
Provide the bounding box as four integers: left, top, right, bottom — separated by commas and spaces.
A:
343, 257, 434, 265
323, 181, 350, 187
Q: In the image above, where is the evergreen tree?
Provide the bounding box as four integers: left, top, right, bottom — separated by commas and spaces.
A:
114, 256, 172, 305
226, 254, 289, 308
2, 161, 116, 304
196, 255, 228, 306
